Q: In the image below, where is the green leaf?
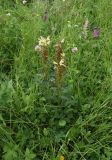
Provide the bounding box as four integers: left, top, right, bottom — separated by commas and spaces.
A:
43, 128, 48, 136
3, 143, 18, 160
59, 120, 66, 127
25, 148, 36, 160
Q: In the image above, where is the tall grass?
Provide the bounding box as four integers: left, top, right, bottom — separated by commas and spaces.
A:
0, 0, 112, 159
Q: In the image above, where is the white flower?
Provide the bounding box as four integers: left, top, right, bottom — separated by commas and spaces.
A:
38, 36, 50, 47
35, 45, 41, 52
61, 39, 65, 43
23, 0, 27, 4
6, 13, 11, 16
83, 19, 89, 30
61, 53, 65, 58
59, 59, 66, 67
71, 47, 78, 53
53, 59, 66, 68
83, 19, 89, 39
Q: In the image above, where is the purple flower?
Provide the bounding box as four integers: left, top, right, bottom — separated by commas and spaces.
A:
93, 28, 100, 38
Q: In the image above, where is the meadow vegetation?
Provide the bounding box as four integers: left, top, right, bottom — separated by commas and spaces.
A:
0, 0, 112, 159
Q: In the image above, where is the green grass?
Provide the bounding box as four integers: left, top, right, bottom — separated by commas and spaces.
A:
0, 0, 112, 159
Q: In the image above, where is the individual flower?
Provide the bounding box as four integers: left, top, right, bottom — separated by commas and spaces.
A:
38, 36, 50, 47
61, 53, 65, 58
71, 47, 78, 53
23, 0, 27, 4
53, 61, 58, 65
93, 28, 100, 38
53, 58, 66, 68
59, 155, 65, 160
83, 19, 89, 29
6, 13, 11, 16
35, 45, 42, 52
59, 59, 66, 68
61, 38, 65, 43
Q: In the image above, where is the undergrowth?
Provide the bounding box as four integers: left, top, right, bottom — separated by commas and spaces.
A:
0, 0, 112, 159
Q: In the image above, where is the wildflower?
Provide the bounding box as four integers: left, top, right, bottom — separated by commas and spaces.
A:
71, 47, 78, 53
35, 36, 50, 78
59, 155, 65, 160
59, 59, 66, 68
23, 0, 27, 4
93, 28, 100, 38
35, 45, 41, 52
83, 19, 89, 39
53, 61, 58, 65
61, 39, 65, 43
38, 36, 50, 47
53, 57, 66, 68
84, 19, 89, 29
6, 13, 11, 16
61, 53, 65, 58
53, 42, 66, 87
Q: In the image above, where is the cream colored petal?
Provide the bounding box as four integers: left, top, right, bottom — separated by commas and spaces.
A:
53, 61, 58, 65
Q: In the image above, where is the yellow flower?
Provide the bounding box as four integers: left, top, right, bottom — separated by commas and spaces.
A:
53, 61, 58, 65
61, 53, 65, 58
53, 58, 66, 68
59, 59, 66, 68
38, 36, 50, 47
59, 155, 65, 160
